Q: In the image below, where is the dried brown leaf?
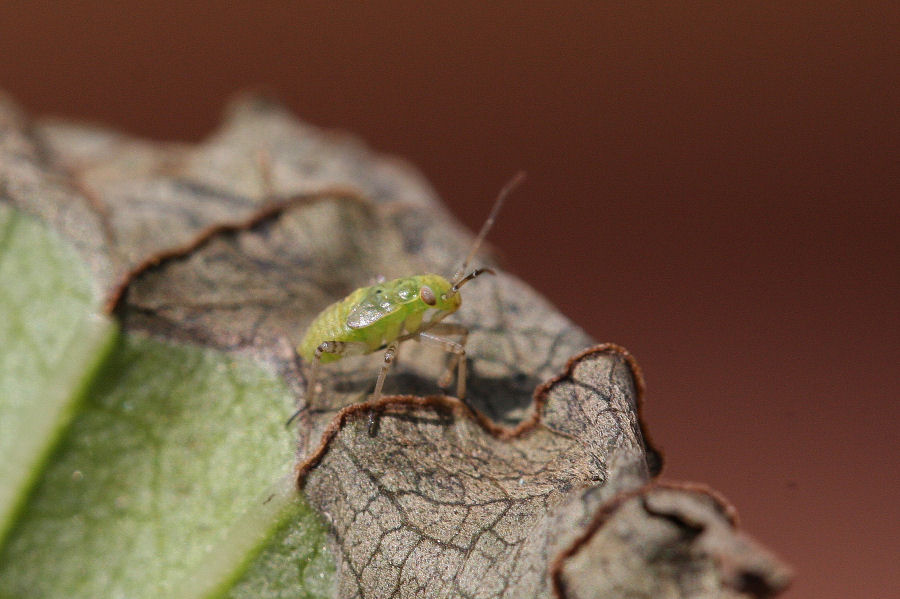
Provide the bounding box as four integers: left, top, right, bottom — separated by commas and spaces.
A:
1, 91, 790, 598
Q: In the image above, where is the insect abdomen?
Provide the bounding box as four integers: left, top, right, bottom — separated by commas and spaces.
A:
297, 289, 369, 363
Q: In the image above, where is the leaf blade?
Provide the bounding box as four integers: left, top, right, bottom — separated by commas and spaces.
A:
0, 333, 331, 598
0, 206, 116, 545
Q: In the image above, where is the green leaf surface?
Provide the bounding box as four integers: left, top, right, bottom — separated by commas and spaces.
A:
0, 329, 332, 598
0, 206, 333, 598
0, 205, 115, 544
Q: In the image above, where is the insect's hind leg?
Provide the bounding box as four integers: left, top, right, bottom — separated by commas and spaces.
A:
367, 342, 399, 435
417, 323, 469, 399
286, 340, 367, 427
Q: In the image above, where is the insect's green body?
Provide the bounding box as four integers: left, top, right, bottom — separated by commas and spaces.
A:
298, 273, 461, 364
290, 172, 524, 432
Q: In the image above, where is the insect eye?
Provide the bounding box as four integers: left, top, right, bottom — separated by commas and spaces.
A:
419, 285, 437, 306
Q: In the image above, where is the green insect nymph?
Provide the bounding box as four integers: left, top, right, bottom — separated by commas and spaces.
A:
298, 273, 467, 364
291, 173, 525, 432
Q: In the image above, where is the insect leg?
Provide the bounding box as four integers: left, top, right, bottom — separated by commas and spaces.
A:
286, 340, 367, 427
430, 323, 469, 390
368, 342, 400, 435
417, 323, 469, 399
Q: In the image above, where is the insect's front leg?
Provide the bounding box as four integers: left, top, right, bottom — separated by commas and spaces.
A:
416, 322, 469, 399
367, 342, 400, 435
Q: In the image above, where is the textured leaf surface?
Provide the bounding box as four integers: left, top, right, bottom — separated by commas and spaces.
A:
553, 482, 792, 598
0, 90, 790, 598
297, 347, 650, 597
0, 94, 334, 598
0, 207, 332, 598
0, 205, 114, 544
0, 332, 330, 598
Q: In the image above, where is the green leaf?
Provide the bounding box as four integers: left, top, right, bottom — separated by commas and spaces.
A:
224, 499, 336, 599
0, 207, 333, 598
0, 205, 115, 544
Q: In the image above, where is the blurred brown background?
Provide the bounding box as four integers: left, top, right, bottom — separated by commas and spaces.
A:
1, 3, 896, 597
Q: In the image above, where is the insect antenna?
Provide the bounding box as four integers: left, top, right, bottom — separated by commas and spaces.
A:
450, 171, 526, 287
450, 267, 495, 293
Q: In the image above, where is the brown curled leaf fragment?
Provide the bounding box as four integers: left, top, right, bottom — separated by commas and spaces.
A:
1, 90, 791, 597
551, 481, 792, 598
